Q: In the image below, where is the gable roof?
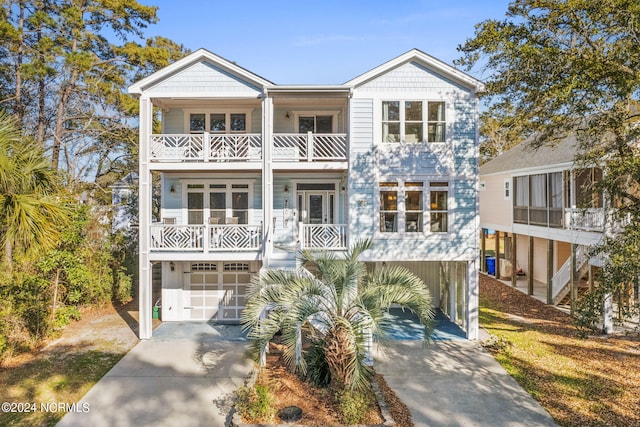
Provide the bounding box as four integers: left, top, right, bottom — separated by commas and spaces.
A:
128, 48, 273, 95
480, 134, 580, 176
345, 48, 484, 92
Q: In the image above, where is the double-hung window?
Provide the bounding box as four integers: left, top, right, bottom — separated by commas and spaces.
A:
382, 101, 446, 143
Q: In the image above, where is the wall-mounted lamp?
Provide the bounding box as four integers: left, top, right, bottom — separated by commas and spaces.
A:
285, 112, 290, 119
169, 261, 175, 271
284, 185, 289, 193
170, 185, 176, 194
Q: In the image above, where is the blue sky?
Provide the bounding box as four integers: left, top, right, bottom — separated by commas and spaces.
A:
139, 0, 512, 84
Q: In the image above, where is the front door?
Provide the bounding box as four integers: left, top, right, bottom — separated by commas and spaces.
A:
298, 190, 335, 225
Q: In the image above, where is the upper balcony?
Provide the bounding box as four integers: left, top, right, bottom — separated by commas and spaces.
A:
148, 132, 348, 169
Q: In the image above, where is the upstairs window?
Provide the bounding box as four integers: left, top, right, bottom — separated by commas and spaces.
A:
188, 112, 248, 134
382, 101, 446, 143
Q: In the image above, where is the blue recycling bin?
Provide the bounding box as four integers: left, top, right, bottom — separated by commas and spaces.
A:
486, 257, 496, 276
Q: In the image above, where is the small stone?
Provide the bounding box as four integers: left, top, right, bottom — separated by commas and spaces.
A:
278, 405, 303, 422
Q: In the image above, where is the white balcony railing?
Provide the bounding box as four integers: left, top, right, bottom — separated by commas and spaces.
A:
150, 224, 262, 252
551, 244, 588, 301
300, 223, 347, 250
273, 133, 347, 162
150, 133, 262, 162
564, 208, 605, 231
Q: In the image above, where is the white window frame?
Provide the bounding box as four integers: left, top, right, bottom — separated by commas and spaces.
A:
375, 179, 453, 236
183, 109, 253, 134
292, 111, 339, 133
380, 100, 447, 144
181, 179, 255, 225
503, 178, 511, 200
428, 181, 450, 233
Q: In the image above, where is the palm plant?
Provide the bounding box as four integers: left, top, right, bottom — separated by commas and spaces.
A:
0, 112, 69, 269
242, 239, 435, 391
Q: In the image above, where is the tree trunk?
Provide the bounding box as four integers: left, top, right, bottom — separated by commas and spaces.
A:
14, 1, 25, 123
50, 267, 61, 324
4, 240, 12, 272
324, 325, 356, 390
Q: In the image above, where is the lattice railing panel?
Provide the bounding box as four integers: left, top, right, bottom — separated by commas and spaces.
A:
301, 224, 347, 250
209, 134, 262, 161
150, 135, 204, 161
209, 225, 262, 250
150, 225, 204, 250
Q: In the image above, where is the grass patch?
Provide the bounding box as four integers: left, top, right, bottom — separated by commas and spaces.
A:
480, 275, 640, 427
0, 349, 126, 426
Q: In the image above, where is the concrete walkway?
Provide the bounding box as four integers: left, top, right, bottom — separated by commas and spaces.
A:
57, 323, 252, 427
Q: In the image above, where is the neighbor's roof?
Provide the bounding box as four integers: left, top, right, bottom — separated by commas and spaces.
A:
480, 134, 580, 175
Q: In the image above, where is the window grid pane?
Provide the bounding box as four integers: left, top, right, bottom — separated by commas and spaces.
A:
380, 190, 398, 232
427, 102, 445, 142
430, 189, 448, 232
382, 101, 400, 143
405, 191, 423, 232
190, 114, 205, 133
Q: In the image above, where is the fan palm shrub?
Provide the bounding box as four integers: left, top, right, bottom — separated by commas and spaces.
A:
242, 239, 434, 392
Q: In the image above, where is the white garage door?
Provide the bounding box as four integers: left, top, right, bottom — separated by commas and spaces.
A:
185, 262, 251, 321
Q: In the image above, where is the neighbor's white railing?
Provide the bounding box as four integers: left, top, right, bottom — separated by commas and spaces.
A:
300, 223, 347, 250
150, 224, 262, 252
149, 133, 262, 162
273, 132, 347, 161
564, 208, 605, 231
551, 245, 588, 301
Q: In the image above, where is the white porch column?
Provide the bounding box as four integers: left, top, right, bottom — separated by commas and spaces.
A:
138, 96, 153, 339
262, 93, 273, 266
466, 259, 479, 340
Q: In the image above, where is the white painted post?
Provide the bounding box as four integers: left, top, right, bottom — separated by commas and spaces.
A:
467, 259, 479, 340
138, 96, 153, 339
307, 131, 313, 161
262, 93, 273, 266
603, 292, 613, 334
203, 131, 210, 161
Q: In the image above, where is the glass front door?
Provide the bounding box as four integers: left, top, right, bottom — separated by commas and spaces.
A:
298, 190, 335, 224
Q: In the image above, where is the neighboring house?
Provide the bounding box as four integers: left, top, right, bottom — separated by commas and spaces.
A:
479, 136, 607, 308
111, 172, 138, 232
128, 48, 483, 340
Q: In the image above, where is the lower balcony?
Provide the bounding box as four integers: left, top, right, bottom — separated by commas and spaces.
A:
299, 223, 347, 250
150, 223, 262, 253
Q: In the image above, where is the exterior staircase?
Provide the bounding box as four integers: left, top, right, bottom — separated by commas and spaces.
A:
551, 245, 591, 305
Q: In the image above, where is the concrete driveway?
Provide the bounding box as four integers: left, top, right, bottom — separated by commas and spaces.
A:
375, 309, 557, 427
57, 323, 252, 427
58, 314, 557, 427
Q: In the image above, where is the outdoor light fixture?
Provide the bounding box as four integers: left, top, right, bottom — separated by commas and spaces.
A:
170, 185, 176, 194
285, 112, 290, 119
284, 185, 289, 193
170, 261, 175, 271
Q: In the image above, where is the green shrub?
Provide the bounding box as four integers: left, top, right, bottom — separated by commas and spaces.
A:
303, 342, 331, 388
235, 383, 276, 421
114, 267, 133, 304
335, 388, 375, 425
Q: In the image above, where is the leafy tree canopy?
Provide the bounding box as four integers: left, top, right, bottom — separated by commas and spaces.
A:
458, 0, 640, 318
